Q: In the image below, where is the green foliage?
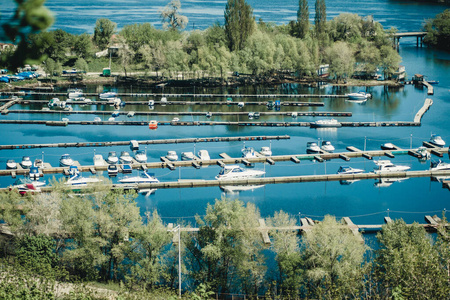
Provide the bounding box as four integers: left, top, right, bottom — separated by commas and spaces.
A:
75, 58, 89, 73
375, 219, 450, 299
314, 0, 327, 35
93, 18, 116, 50
224, 0, 255, 51
1, 0, 54, 69
379, 45, 401, 79
73, 33, 94, 59
424, 9, 450, 51
160, 0, 189, 31
325, 41, 355, 82
295, 0, 309, 38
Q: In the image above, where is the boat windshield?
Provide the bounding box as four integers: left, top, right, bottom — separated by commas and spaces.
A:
109, 152, 117, 157
219, 167, 234, 176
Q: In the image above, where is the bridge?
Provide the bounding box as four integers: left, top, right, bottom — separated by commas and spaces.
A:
393, 32, 427, 50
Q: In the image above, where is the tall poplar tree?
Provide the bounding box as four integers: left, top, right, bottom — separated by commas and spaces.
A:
314, 0, 327, 35
224, 0, 255, 51
297, 0, 310, 38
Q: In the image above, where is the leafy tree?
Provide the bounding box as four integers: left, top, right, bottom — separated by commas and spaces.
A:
204, 22, 227, 48
375, 219, 450, 299
328, 13, 363, 43
314, 0, 327, 35
424, 9, 450, 51
0, 0, 53, 69
93, 18, 116, 50
267, 211, 302, 298
224, 0, 255, 51
379, 44, 401, 79
73, 33, 93, 59
75, 57, 89, 73
326, 41, 354, 82
160, 0, 189, 31
300, 215, 368, 299
297, 0, 310, 38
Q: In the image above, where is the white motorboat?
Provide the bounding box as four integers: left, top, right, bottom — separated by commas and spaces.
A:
93, 154, 106, 166
67, 88, 83, 98
106, 151, 119, 164
321, 141, 335, 152
20, 156, 32, 169
65, 174, 102, 186
242, 146, 257, 158
165, 151, 178, 161
429, 134, 445, 147
206, 112, 212, 118
216, 165, 265, 180
337, 166, 364, 175
68, 165, 79, 177
119, 151, 133, 164
160, 97, 168, 105
107, 97, 121, 106
119, 172, 159, 184
60, 154, 74, 167
311, 119, 342, 128
254, 112, 260, 119
198, 150, 210, 160
148, 99, 155, 106
237, 102, 244, 108
108, 117, 115, 122
291, 112, 298, 118
248, 112, 255, 119
347, 91, 371, 100
134, 150, 148, 163
306, 142, 321, 153
94, 117, 102, 122
13, 178, 46, 189
172, 117, 180, 122
99, 91, 117, 99
381, 143, 396, 150
48, 98, 60, 107
107, 164, 118, 177
34, 159, 43, 168
127, 111, 135, 118
29, 167, 40, 180
111, 111, 120, 118
430, 160, 450, 171
6, 159, 17, 169
416, 146, 430, 160
259, 146, 272, 156
181, 151, 195, 160
373, 160, 410, 174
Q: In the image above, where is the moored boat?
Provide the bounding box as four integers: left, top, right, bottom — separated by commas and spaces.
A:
119, 172, 159, 184
306, 142, 321, 154
149, 120, 158, 130
6, 159, 17, 169
347, 91, 371, 100
215, 165, 265, 180
321, 141, 335, 152
119, 151, 133, 164
241, 146, 257, 158
381, 143, 396, 150
107, 164, 118, 177
106, 151, 119, 164
165, 151, 178, 161
372, 160, 410, 174
60, 154, 74, 167
65, 174, 102, 186
20, 156, 32, 169
134, 150, 148, 163
181, 151, 195, 161
430, 160, 450, 171
337, 166, 364, 175
429, 134, 445, 147
93, 154, 106, 166
29, 166, 40, 180
99, 91, 117, 99
198, 150, 210, 160
259, 146, 272, 156
416, 146, 430, 160
67, 88, 83, 98
311, 119, 342, 128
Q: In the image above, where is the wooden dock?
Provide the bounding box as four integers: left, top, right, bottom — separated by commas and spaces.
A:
422, 81, 434, 95
414, 98, 433, 122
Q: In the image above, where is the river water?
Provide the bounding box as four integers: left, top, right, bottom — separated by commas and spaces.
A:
0, 1, 449, 226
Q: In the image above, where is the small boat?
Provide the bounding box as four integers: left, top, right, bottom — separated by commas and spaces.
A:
311, 119, 342, 128
119, 172, 159, 184
206, 112, 212, 118
373, 160, 410, 174
6, 159, 17, 169
67, 88, 83, 99
94, 117, 101, 122
337, 166, 364, 175
242, 146, 257, 158
83, 98, 92, 104
172, 117, 180, 122
254, 112, 260, 119
226, 97, 233, 103
107, 97, 121, 106
430, 160, 450, 171
416, 146, 430, 160
60, 154, 74, 167
237, 102, 244, 108
111, 111, 120, 118
108, 117, 115, 122
291, 112, 298, 118
127, 111, 135, 118
12, 177, 46, 189
149, 120, 158, 130
134, 150, 148, 163
381, 143, 396, 150
215, 165, 265, 180
48, 98, 60, 107
107, 164, 118, 177
160, 97, 168, 104
248, 112, 254, 119
321, 141, 335, 152
429, 134, 445, 147
427, 80, 439, 85
198, 150, 210, 160
181, 151, 195, 161
119, 151, 133, 164
165, 151, 178, 161
99, 91, 117, 99
93, 154, 106, 166
34, 159, 43, 168
20, 156, 32, 169
62, 117, 69, 122
106, 151, 119, 164
17, 183, 41, 195
65, 174, 102, 186
29, 166, 40, 180
306, 142, 321, 154
347, 91, 371, 100
68, 165, 79, 177
267, 101, 274, 109
148, 99, 155, 106
259, 146, 272, 156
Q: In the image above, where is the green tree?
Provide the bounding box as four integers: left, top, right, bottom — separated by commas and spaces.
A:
267, 211, 302, 298
297, 0, 310, 38
314, 0, 327, 35
74, 57, 89, 74
300, 215, 368, 299
0, 0, 53, 69
160, 0, 189, 31
379, 44, 401, 79
224, 0, 255, 51
326, 41, 354, 82
93, 18, 116, 50
424, 9, 450, 51
375, 219, 450, 299
73, 33, 93, 59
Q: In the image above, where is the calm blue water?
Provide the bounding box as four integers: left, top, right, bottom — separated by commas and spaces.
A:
1, 1, 449, 228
